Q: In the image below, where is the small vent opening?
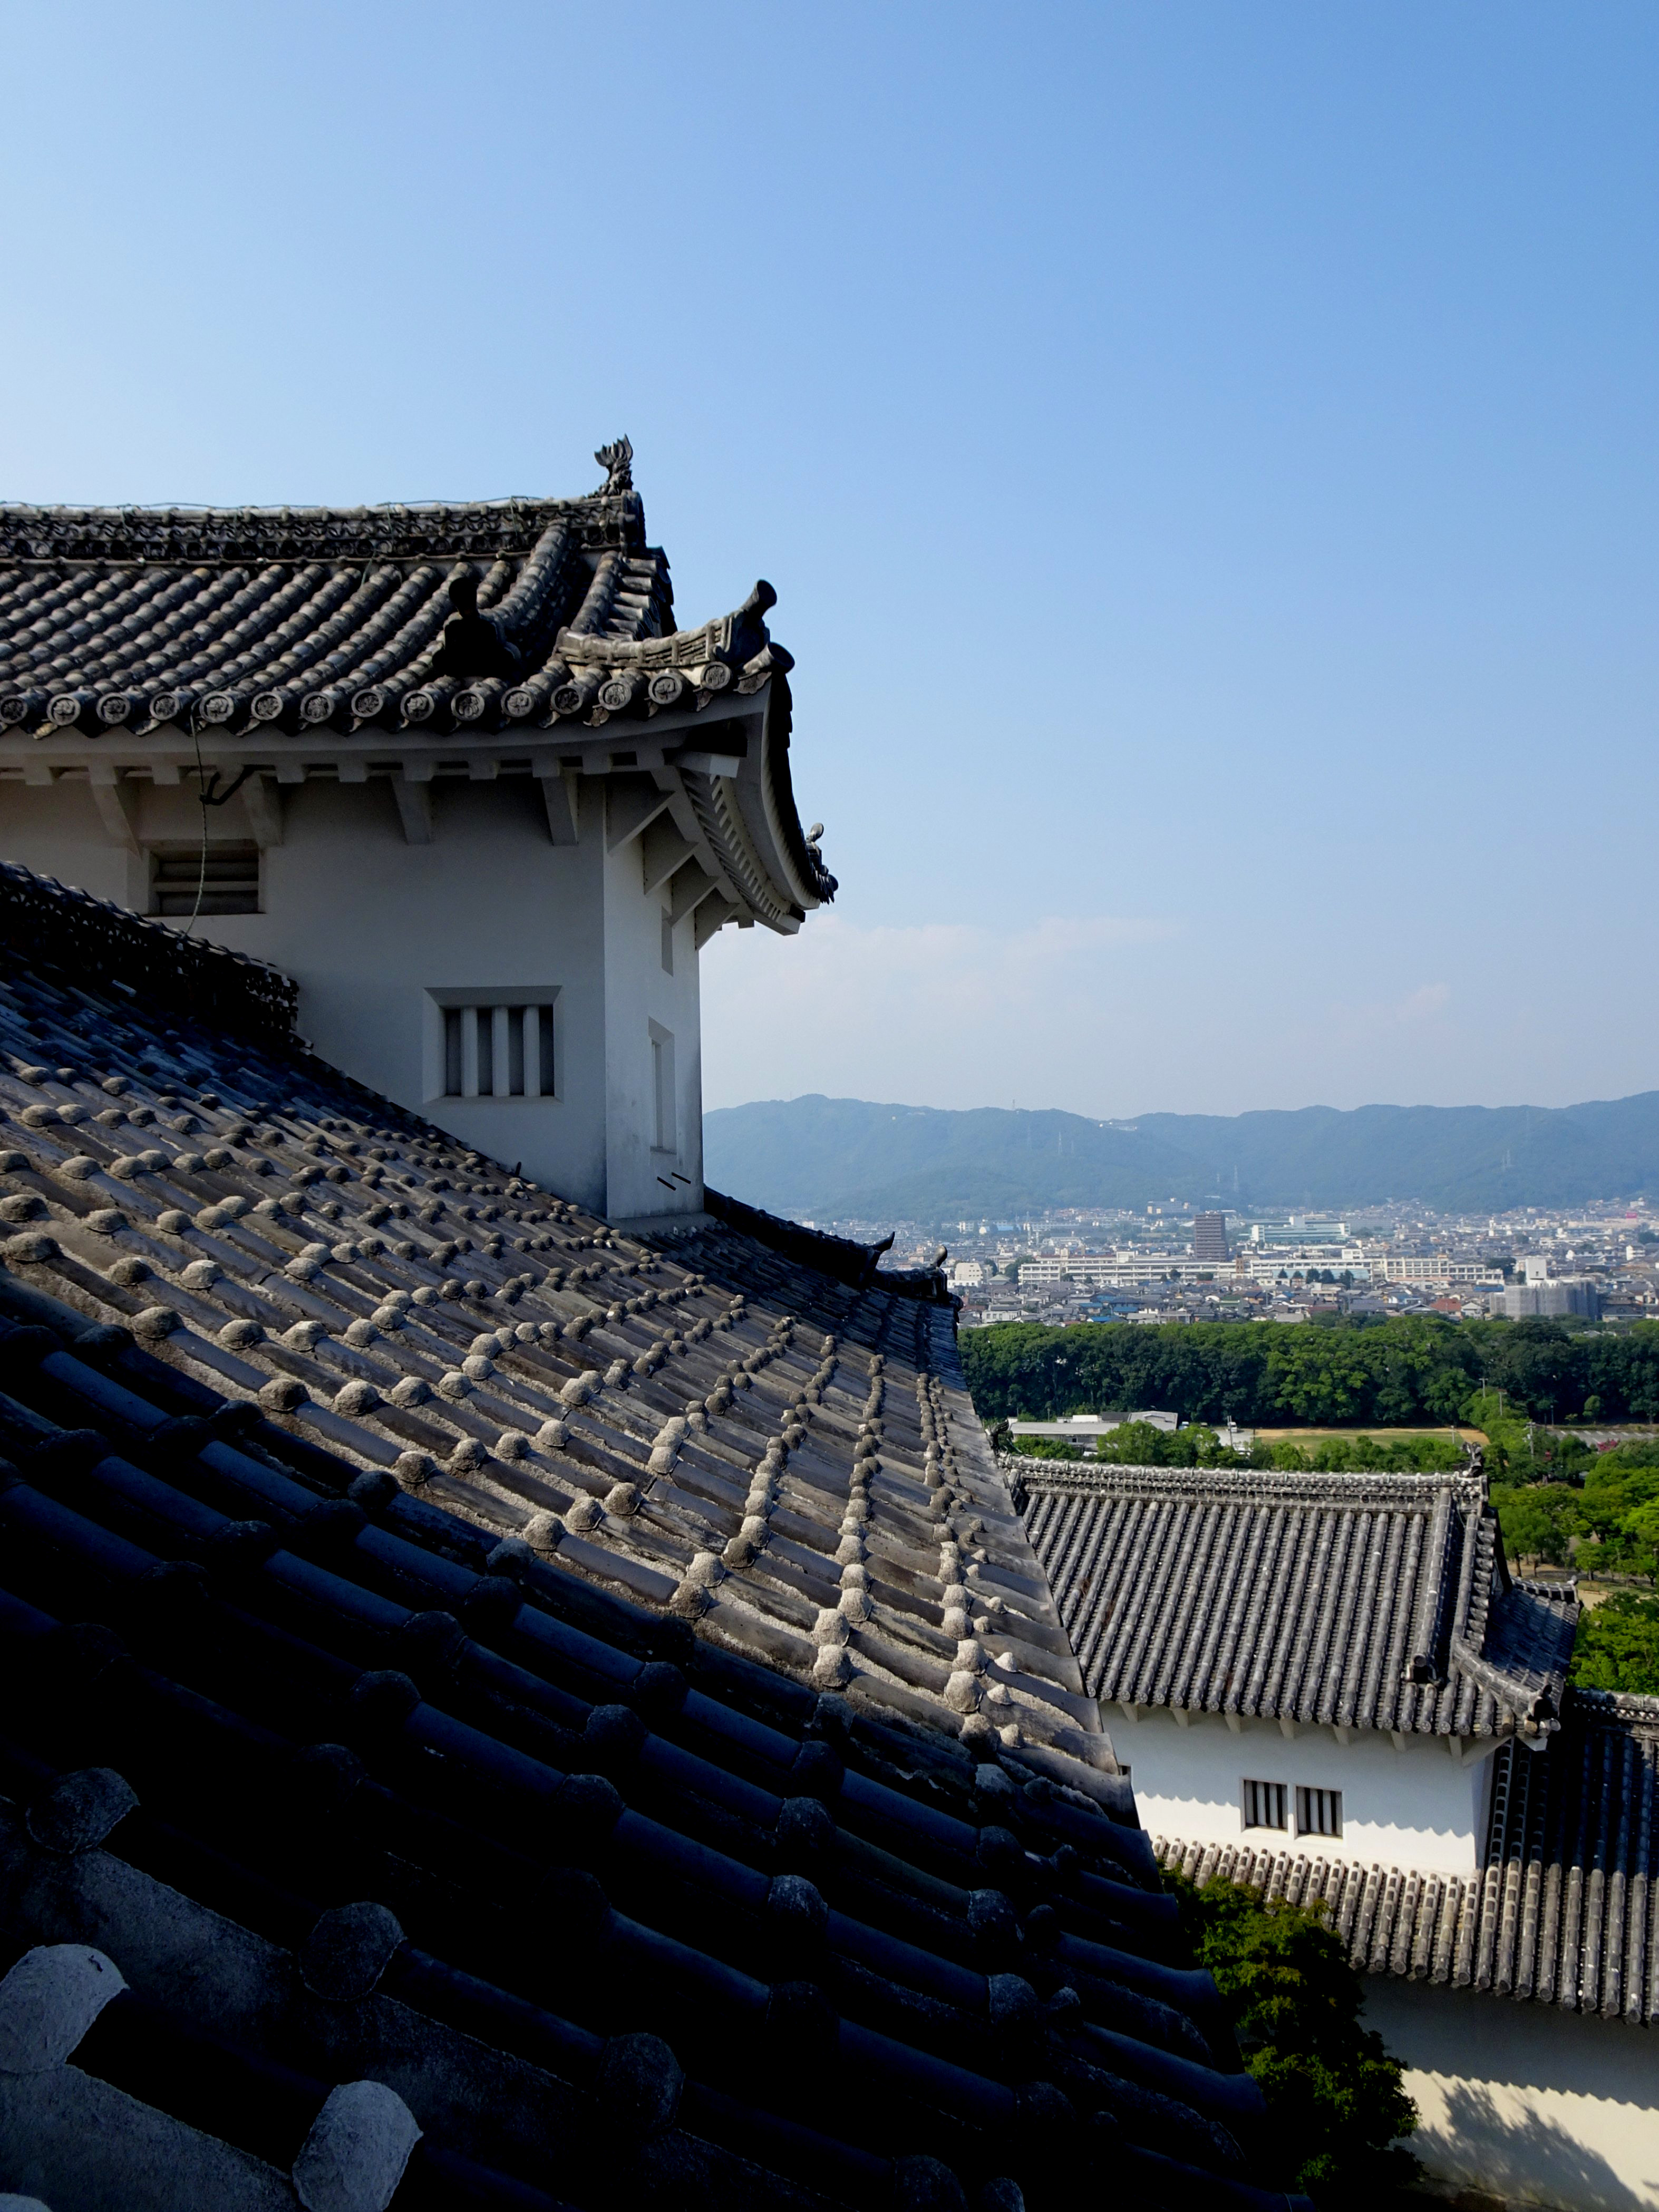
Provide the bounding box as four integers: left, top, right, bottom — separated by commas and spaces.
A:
150, 842, 260, 917
1241, 1779, 1287, 1831
1296, 1786, 1342, 1838
439, 1003, 555, 1099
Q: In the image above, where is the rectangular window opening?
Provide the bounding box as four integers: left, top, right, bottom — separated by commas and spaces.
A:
150, 841, 260, 917
651, 1022, 676, 1152
1296, 1786, 1342, 1838
661, 909, 674, 977
431, 995, 558, 1101
1241, 1779, 1287, 1831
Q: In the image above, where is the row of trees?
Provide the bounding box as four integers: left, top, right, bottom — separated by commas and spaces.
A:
1483, 1408, 1659, 1692
1478, 1393, 1659, 1585
961, 1314, 1659, 1427
999, 1417, 1466, 1475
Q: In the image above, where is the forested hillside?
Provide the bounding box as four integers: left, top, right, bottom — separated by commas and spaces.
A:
958, 1314, 1659, 1428
703, 1092, 1659, 1217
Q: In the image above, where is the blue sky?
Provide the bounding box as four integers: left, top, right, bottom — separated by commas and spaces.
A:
3, 3, 1654, 1118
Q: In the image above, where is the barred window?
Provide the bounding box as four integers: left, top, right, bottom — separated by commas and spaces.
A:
150, 841, 260, 917
1296, 1786, 1342, 1838
649, 1020, 676, 1151
439, 1004, 555, 1099
1241, 1779, 1287, 1831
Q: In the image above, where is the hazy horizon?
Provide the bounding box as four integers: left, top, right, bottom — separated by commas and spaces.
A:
706, 1086, 1659, 1123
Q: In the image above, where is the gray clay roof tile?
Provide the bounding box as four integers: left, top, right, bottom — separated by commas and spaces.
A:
0, 863, 1319, 2205
0, 477, 789, 748
1017, 1463, 1577, 1742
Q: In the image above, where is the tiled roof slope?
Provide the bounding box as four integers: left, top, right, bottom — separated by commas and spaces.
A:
0, 460, 798, 743
0, 983, 1112, 1794
0, 905, 1312, 2208
0, 857, 296, 1040
1157, 1687, 1659, 2026
1017, 1465, 1576, 1742
703, 1186, 953, 1304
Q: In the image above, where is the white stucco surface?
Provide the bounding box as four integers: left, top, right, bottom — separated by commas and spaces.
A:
0, 773, 705, 1219
1364, 1977, 1659, 2210
1120, 1704, 1497, 1873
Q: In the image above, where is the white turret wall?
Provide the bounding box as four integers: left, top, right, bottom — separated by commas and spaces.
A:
0, 771, 707, 1219
1115, 1704, 1500, 1874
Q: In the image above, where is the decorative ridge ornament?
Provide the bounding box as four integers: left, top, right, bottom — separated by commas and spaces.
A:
593, 436, 634, 495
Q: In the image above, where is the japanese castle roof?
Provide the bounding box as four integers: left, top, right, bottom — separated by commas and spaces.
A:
0, 868, 1310, 2210
0, 443, 836, 921
0, 443, 781, 742
1017, 1463, 1577, 1743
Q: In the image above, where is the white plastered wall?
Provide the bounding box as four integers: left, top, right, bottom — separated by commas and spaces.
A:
600, 804, 703, 1226
0, 776, 133, 904
0, 772, 707, 1220
1117, 1705, 1497, 1874
1363, 1978, 1659, 2210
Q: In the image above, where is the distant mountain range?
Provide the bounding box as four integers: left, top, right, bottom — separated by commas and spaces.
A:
702, 1093, 1659, 1222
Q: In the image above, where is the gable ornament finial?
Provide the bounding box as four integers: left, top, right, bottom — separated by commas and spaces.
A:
594, 436, 634, 495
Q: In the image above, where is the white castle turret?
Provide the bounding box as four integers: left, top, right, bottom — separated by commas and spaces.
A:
0, 444, 835, 1225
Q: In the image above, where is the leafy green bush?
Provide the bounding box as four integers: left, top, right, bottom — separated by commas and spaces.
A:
1006, 1435, 1084, 1460
1092, 1419, 1244, 1467
1167, 1874, 1418, 2206
1490, 1481, 1579, 1568
1570, 1591, 1659, 1693
1264, 1433, 1465, 1475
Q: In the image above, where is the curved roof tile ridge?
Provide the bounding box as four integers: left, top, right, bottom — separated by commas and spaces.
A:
0, 458, 837, 908
0, 505, 811, 753
0, 857, 296, 1040
0, 882, 1115, 1801
0, 870, 1316, 2206
1017, 1455, 1577, 1742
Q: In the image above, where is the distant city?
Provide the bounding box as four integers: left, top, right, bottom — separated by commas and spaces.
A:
828, 1200, 1652, 1327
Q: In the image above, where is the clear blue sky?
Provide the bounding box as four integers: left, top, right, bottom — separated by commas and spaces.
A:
3, 3, 1654, 1118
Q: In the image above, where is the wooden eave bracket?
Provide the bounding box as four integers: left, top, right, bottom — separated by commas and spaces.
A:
244, 772, 285, 849
391, 775, 433, 846
1449, 1730, 1511, 1768
667, 859, 719, 924
640, 811, 698, 894
693, 895, 742, 952
86, 765, 139, 852
673, 746, 746, 777
605, 772, 675, 854
537, 767, 580, 847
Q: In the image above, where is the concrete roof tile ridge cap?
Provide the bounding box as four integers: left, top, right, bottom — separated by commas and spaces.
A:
1007, 1456, 1480, 1506
0, 491, 632, 527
